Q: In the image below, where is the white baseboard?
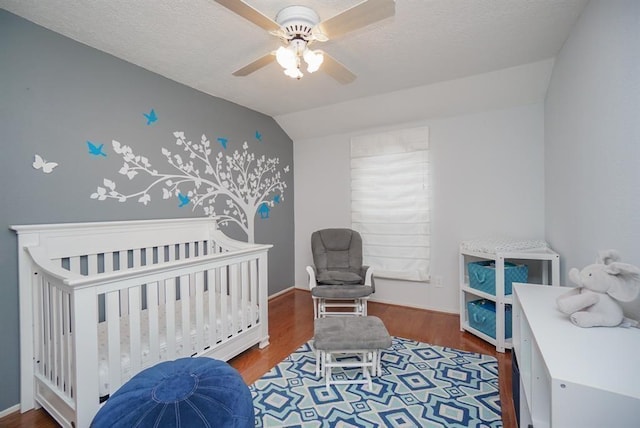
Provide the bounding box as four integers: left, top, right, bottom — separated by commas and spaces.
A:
269, 286, 295, 300
0, 404, 20, 418
368, 296, 458, 315
289, 284, 460, 315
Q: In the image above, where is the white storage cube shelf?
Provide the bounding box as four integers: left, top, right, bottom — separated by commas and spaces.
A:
513, 284, 640, 427
459, 246, 559, 352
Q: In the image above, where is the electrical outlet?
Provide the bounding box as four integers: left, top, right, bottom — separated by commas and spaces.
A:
433, 275, 443, 288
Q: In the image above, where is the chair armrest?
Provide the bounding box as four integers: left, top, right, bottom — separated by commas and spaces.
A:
362, 265, 375, 292
306, 266, 318, 290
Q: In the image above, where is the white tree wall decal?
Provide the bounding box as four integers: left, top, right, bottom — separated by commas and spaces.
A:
91, 131, 289, 243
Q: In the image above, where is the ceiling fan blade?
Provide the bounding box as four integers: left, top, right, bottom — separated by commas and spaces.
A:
321, 52, 357, 84
319, 0, 395, 39
214, 0, 280, 32
232, 53, 275, 76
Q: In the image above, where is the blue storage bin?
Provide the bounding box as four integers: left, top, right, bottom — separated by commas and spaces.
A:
467, 261, 528, 295
467, 299, 512, 339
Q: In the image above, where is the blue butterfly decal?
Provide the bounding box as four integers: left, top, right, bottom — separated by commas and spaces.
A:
258, 203, 270, 219
144, 109, 157, 125
217, 137, 228, 149
255, 131, 262, 142
87, 141, 107, 157
178, 193, 190, 208
273, 194, 281, 204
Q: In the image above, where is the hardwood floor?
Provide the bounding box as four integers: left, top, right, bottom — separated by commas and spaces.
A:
0, 289, 516, 427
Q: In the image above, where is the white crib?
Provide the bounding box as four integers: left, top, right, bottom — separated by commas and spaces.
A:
11, 217, 271, 428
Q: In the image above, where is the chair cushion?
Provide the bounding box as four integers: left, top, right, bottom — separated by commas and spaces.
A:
91, 357, 253, 428
317, 270, 363, 285
311, 284, 373, 299
317, 229, 355, 251
311, 229, 363, 277
314, 316, 392, 351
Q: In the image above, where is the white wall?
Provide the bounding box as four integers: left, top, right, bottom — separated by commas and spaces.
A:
293, 0, 640, 315
545, 0, 640, 279
294, 103, 545, 313
278, 59, 553, 141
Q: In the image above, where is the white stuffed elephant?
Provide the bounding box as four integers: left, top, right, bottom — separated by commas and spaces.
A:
556, 250, 640, 327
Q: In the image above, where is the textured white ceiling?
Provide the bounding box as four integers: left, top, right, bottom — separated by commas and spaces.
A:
1, 0, 587, 117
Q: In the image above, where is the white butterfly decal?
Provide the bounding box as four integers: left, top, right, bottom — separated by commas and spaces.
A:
33, 154, 58, 174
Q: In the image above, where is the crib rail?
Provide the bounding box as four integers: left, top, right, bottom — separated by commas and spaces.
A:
13, 218, 271, 428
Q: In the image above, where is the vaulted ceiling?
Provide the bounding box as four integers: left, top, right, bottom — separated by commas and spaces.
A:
2, 0, 587, 118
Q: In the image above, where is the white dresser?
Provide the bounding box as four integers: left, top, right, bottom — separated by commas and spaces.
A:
512, 283, 640, 428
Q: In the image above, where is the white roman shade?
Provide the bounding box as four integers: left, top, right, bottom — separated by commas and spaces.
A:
350, 126, 430, 281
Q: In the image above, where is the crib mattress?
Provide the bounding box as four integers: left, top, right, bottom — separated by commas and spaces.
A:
97, 291, 258, 397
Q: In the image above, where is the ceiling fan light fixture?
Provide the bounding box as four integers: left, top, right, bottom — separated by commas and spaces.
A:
303, 48, 323, 73
275, 45, 297, 69
284, 67, 303, 79
216, 0, 395, 83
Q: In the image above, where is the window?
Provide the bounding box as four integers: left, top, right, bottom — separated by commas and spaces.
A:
350, 126, 430, 281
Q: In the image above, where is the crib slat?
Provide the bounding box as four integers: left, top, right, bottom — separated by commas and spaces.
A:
62, 291, 72, 397
241, 261, 249, 329
189, 270, 196, 297
166, 245, 175, 262
42, 281, 52, 381
68, 256, 81, 275
132, 249, 141, 268
71, 286, 101, 428
147, 282, 160, 363
180, 275, 190, 356
52, 286, 61, 389
33, 275, 45, 383
207, 268, 217, 345
230, 264, 239, 338
87, 254, 98, 276
55, 289, 66, 392
258, 251, 269, 348
106, 291, 122, 396
128, 287, 142, 374
219, 268, 228, 340
158, 247, 169, 304
117, 251, 129, 315
250, 259, 258, 327
164, 278, 176, 358
104, 252, 114, 274
194, 272, 204, 352
144, 247, 152, 266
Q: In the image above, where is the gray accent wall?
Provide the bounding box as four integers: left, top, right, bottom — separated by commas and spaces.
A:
0, 10, 294, 411
545, 0, 640, 279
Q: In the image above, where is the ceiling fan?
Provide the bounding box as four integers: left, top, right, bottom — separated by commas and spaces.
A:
214, 0, 395, 83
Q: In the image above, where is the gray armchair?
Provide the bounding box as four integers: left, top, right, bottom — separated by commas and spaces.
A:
306, 228, 374, 318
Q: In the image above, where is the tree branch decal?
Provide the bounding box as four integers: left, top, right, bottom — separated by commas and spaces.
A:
91, 131, 289, 242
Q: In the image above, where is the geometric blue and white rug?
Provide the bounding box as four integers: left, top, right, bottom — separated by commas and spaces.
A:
250, 337, 502, 427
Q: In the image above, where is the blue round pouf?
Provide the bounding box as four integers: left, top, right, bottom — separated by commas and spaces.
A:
91, 357, 253, 428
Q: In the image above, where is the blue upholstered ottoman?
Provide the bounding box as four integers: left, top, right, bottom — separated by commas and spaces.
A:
91, 357, 253, 428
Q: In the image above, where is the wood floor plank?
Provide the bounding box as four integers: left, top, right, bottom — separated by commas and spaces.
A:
0, 289, 516, 428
